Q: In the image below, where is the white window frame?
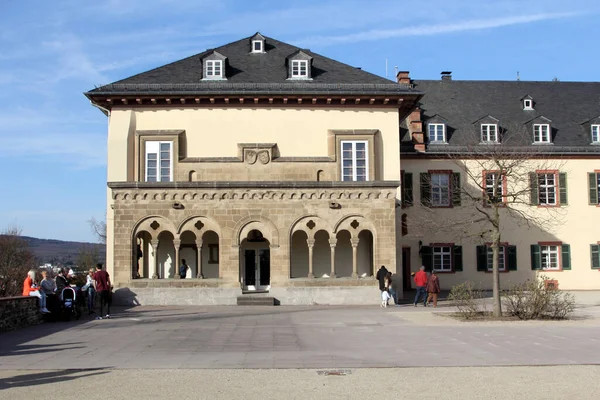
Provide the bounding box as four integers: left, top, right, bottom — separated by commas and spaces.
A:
481, 124, 498, 143
205, 60, 223, 79
252, 40, 263, 53
433, 246, 452, 271
538, 173, 557, 206
523, 99, 533, 110
428, 123, 446, 143
533, 124, 551, 143
486, 246, 506, 271
484, 171, 504, 204
592, 124, 600, 143
541, 245, 560, 270
291, 60, 308, 78
340, 140, 369, 182
145, 141, 173, 182
430, 173, 451, 206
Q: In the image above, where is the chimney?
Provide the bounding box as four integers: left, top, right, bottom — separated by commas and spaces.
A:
396, 71, 410, 85
441, 71, 452, 81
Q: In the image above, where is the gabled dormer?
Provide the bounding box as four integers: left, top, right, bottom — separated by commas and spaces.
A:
581, 116, 600, 144
473, 115, 500, 143
250, 32, 266, 53
526, 116, 553, 144
202, 51, 227, 80
286, 50, 312, 80
425, 114, 448, 143
521, 95, 534, 110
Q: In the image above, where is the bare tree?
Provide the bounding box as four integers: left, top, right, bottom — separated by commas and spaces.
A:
0, 227, 36, 297
89, 217, 107, 244
415, 127, 566, 317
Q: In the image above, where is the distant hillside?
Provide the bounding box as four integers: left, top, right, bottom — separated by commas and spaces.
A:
18, 236, 106, 265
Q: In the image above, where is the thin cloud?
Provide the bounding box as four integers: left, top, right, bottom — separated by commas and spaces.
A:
299, 12, 581, 45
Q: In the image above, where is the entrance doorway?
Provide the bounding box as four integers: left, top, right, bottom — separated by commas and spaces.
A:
402, 247, 412, 291
241, 229, 271, 291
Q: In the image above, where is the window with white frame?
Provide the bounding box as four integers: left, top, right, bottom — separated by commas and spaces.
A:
481, 124, 498, 142
145, 141, 173, 182
592, 125, 600, 143
533, 124, 550, 143
484, 171, 504, 204
430, 173, 451, 206
428, 123, 446, 143
341, 141, 368, 181
538, 173, 557, 205
486, 246, 506, 271
541, 245, 559, 270
523, 99, 533, 110
252, 40, 263, 53
205, 60, 223, 78
291, 60, 308, 78
433, 246, 452, 271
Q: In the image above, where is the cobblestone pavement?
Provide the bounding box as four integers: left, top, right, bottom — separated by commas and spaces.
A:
1, 303, 600, 370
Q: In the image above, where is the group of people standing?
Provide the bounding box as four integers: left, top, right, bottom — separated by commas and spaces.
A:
376, 265, 441, 308
22, 263, 112, 319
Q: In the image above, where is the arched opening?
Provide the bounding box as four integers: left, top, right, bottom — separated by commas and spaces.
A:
189, 170, 197, 182
335, 230, 352, 277
134, 231, 152, 279
157, 231, 175, 279
290, 230, 308, 278
317, 169, 324, 181
240, 229, 270, 290
358, 230, 374, 277
313, 230, 331, 278
201, 230, 220, 279
179, 231, 197, 279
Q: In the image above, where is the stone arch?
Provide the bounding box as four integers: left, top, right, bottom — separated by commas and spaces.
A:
132, 215, 178, 241
289, 215, 333, 240
177, 215, 222, 237
234, 215, 280, 247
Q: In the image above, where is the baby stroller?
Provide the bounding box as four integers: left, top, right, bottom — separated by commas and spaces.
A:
60, 287, 82, 321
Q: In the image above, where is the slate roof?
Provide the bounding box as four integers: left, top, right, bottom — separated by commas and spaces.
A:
402, 79, 600, 153
87, 33, 417, 96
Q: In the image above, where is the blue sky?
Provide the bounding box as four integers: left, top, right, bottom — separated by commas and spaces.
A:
1, 0, 598, 242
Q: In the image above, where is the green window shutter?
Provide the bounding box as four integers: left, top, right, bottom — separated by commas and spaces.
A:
507, 245, 518, 271
529, 172, 539, 205
559, 173, 568, 205
420, 173, 431, 206
589, 173, 599, 205
530, 244, 541, 270
402, 172, 413, 207
476, 245, 487, 271
561, 244, 571, 270
453, 245, 463, 271
421, 246, 433, 271
591, 244, 600, 269
452, 173, 461, 206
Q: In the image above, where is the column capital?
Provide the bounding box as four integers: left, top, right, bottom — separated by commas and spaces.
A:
173, 239, 181, 248
328, 238, 337, 248
195, 240, 203, 247
306, 239, 316, 247
351, 238, 360, 247
150, 239, 159, 249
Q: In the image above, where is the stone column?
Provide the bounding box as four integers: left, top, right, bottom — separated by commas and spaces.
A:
351, 238, 360, 278
307, 239, 315, 278
329, 238, 337, 278
196, 240, 204, 279
150, 239, 159, 279
173, 239, 181, 279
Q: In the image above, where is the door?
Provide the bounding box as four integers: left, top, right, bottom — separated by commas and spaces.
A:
402, 247, 412, 291
243, 249, 270, 291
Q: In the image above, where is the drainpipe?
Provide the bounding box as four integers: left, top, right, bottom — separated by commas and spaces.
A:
90, 101, 111, 116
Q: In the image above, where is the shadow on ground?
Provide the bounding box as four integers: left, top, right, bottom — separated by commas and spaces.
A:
0, 369, 109, 390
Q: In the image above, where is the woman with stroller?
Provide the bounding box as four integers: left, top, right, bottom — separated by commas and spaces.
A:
81, 268, 96, 315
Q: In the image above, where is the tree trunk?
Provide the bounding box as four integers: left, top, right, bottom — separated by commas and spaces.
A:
492, 214, 502, 317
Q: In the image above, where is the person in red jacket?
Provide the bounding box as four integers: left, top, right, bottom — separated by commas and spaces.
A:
413, 266, 428, 307
23, 270, 49, 313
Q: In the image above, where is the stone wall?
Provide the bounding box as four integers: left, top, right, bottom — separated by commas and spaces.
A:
0, 296, 43, 332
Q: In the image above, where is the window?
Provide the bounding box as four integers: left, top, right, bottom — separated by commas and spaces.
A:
145, 141, 172, 182
420, 172, 460, 207
401, 171, 413, 207
433, 246, 452, 271
481, 124, 498, 142
592, 125, 600, 143
208, 244, 219, 264
484, 171, 505, 205
252, 40, 263, 53
421, 245, 463, 272
341, 141, 368, 181
205, 60, 223, 78
588, 172, 600, 205
533, 124, 551, 143
428, 123, 446, 143
538, 173, 556, 205
591, 244, 600, 270
430, 173, 450, 206
488, 246, 506, 271
530, 172, 567, 206
477, 245, 517, 271
523, 99, 533, 110
291, 60, 308, 78
531, 243, 571, 271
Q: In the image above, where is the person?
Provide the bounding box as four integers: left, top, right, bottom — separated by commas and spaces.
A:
413, 266, 428, 307
40, 270, 56, 313
55, 268, 69, 296
179, 259, 188, 279
23, 270, 49, 313
93, 263, 111, 320
384, 271, 399, 306
376, 265, 389, 294
426, 270, 441, 308
81, 268, 96, 315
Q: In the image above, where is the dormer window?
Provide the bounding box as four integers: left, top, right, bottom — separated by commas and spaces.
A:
428, 123, 446, 143
481, 124, 498, 143
206, 60, 222, 78
287, 50, 312, 80
291, 60, 308, 78
592, 125, 600, 143
533, 124, 551, 143
522, 96, 534, 110
252, 40, 263, 53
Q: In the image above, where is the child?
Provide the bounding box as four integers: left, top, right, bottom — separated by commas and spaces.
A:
381, 290, 391, 308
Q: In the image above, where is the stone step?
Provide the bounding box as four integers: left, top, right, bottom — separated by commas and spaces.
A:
236, 296, 277, 306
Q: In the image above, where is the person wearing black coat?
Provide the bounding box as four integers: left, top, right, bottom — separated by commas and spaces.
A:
376, 265, 389, 292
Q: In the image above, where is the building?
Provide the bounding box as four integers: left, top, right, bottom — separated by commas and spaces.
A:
85, 33, 422, 305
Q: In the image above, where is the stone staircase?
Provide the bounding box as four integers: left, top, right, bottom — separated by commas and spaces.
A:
237, 292, 278, 306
